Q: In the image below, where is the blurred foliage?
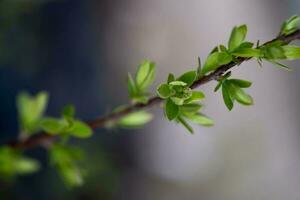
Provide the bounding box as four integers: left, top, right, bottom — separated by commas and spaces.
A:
49, 144, 86, 188
17, 91, 49, 135
0, 146, 40, 181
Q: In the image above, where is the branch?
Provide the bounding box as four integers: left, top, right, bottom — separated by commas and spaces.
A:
6, 29, 300, 150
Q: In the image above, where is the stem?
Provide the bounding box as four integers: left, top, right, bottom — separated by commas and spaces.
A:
6, 29, 300, 150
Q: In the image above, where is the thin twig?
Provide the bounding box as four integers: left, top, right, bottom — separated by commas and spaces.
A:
6, 29, 300, 150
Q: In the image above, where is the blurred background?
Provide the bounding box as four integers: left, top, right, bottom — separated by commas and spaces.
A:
0, 0, 300, 199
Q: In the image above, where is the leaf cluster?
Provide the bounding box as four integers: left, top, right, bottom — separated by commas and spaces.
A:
127, 60, 156, 103
215, 74, 253, 110
0, 147, 40, 180
50, 144, 85, 188
40, 105, 92, 139
157, 71, 213, 133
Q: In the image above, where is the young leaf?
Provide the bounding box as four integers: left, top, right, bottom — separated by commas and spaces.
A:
232, 48, 263, 58
183, 113, 214, 126
184, 91, 205, 104
167, 73, 176, 83
180, 104, 202, 114
228, 84, 253, 105
219, 45, 228, 52
214, 72, 231, 92
40, 118, 68, 134
239, 42, 254, 49
222, 81, 234, 111
127, 73, 138, 97
60, 164, 84, 188
157, 83, 172, 99
135, 60, 156, 91
202, 52, 232, 74
169, 81, 187, 86
214, 81, 223, 92
282, 45, 300, 60
262, 45, 286, 60
228, 25, 247, 50
62, 104, 75, 119
280, 15, 300, 36
171, 97, 185, 106
134, 96, 149, 104
0, 147, 40, 178
50, 145, 85, 188
209, 46, 219, 54
177, 71, 197, 87
14, 158, 40, 175
165, 99, 179, 120
17, 91, 49, 134
177, 116, 193, 134
118, 111, 153, 128
229, 79, 252, 88
197, 56, 202, 78
69, 121, 93, 138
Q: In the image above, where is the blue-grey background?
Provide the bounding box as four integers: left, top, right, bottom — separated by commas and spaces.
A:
0, 0, 299, 199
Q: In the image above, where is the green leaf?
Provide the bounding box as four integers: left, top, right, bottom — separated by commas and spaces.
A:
183, 113, 214, 126
40, 117, 68, 134
214, 72, 231, 92
177, 71, 197, 87
0, 147, 40, 179
238, 42, 254, 49
229, 79, 252, 88
214, 81, 223, 92
118, 111, 153, 128
228, 24, 247, 50
180, 104, 202, 114
135, 60, 156, 91
219, 45, 228, 52
281, 15, 300, 36
197, 56, 202, 78
232, 48, 263, 58
165, 99, 179, 120
202, 52, 232, 74
157, 83, 172, 99
169, 81, 187, 86
209, 46, 219, 54
282, 45, 300, 60
50, 145, 84, 165
17, 91, 49, 134
69, 121, 93, 138
50, 145, 85, 188
228, 83, 253, 105
134, 96, 149, 104
128, 72, 149, 104
177, 116, 193, 134
222, 81, 234, 111
61, 165, 84, 188
167, 73, 175, 83
127, 73, 138, 97
262, 44, 286, 60
62, 104, 75, 119
170, 97, 185, 105
15, 158, 40, 175
184, 91, 205, 104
